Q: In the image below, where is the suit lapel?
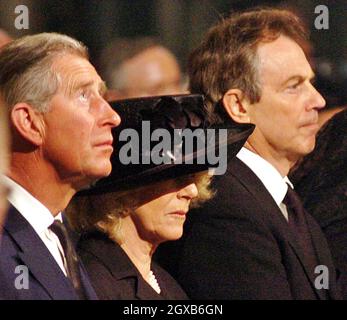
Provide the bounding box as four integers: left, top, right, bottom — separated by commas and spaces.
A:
230, 158, 322, 299
80, 231, 160, 299
79, 263, 98, 300
305, 214, 335, 299
4, 206, 78, 300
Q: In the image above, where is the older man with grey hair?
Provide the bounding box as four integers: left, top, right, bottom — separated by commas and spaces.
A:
0, 32, 120, 299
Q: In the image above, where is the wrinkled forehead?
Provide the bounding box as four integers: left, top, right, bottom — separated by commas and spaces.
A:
51, 53, 105, 95
256, 35, 313, 85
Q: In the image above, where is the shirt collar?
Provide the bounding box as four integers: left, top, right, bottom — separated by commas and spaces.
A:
236, 147, 294, 206
3, 176, 62, 234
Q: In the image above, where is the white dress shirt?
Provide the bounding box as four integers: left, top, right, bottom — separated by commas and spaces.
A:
3, 176, 67, 276
236, 147, 294, 220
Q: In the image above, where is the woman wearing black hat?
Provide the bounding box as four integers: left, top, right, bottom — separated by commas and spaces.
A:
66, 94, 254, 300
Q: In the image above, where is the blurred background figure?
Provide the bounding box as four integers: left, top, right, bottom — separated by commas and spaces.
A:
291, 108, 347, 299
0, 94, 9, 229
0, 29, 12, 48
98, 37, 185, 101
313, 58, 347, 128
295, 31, 347, 129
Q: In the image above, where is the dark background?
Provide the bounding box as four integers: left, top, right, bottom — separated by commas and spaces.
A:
0, 0, 346, 106
0, 1, 345, 65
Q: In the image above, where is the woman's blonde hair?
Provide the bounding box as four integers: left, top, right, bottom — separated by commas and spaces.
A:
66, 171, 214, 244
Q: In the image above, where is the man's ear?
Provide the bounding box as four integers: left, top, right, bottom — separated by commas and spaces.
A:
10, 103, 45, 146
222, 89, 251, 124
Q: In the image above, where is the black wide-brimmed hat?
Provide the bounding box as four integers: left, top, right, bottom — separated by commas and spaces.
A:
78, 94, 254, 196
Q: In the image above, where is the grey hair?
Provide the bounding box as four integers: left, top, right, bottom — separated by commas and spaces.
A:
0, 32, 88, 113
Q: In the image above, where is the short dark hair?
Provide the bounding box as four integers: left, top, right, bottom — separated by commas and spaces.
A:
188, 8, 308, 124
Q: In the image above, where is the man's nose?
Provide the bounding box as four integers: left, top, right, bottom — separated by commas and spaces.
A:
100, 99, 121, 128
310, 84, 326, 111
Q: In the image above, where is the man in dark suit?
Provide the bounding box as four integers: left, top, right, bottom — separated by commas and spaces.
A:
0, 33, 121, 299
156, 8, 341, 299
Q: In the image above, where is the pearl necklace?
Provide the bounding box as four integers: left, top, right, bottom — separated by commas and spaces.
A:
148, 270, 161, 294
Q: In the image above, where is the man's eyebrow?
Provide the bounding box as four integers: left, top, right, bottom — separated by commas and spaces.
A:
67, 80, 107, 95
283, 75, 304, 85
282, 73, 316, 86
68, 80, 93, 94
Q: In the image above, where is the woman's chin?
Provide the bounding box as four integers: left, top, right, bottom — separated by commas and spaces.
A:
157, 229, 184, 243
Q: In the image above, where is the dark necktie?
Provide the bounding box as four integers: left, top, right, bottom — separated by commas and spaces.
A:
49, 220, 87, 300
283, 185, 318, 271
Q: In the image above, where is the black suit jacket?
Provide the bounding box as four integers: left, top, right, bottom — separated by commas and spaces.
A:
77, 230, 188, 300
156, 157, 341, 299
0, 205, 97, 300
290, 109, 347, 299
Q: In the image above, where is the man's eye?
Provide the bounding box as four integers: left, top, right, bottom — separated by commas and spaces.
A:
285, 81, 304, 93
79, 91, 89, 102
288, 83, 300, 90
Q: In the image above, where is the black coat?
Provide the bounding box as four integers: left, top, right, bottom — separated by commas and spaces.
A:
77, 230, 188, 300
291, 108, 347, 299
156, 157, 341, 300
0, 205, 98, 300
